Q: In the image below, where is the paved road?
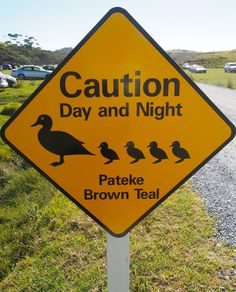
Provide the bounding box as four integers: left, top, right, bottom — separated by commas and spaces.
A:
191, 83, 236, 245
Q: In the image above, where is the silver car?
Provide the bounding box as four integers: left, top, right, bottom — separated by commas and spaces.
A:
224, 62, 236, 73
189, 64, 207, 73
11, 65, 52, 80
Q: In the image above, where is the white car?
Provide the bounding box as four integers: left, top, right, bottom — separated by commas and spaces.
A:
224, 62, 236, 73
189, 64, 207, 73
0, 72, 8, 88
5, 74, 17, 87
11, 65, 52, 80
182, 63, 191, 70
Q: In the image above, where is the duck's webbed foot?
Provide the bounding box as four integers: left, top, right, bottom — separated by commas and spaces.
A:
175, 158, 184, 163
51, 155, 64, 166
130, 159, 139, 164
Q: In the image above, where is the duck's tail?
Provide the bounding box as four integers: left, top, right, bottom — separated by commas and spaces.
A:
82, 147, 95, 155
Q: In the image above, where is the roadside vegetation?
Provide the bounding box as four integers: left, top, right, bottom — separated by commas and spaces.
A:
186, 68, 236, 89
188, 50, 236, 68
0, 80, 42, 113
169, 49, 236, 68
0, 83, 235, 290
169, 49, 236, 89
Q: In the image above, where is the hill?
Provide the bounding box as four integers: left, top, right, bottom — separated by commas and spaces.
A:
1, 37, 236, 68
0, 43, 69, 66
167, 49, 202, 65
189, 50, 236, 68
168, 49, 236, 68
55, 47, 73, 54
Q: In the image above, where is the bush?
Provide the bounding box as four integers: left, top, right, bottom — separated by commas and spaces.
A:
13, 81, 24, 88
227, 79, 233, 89
0, 102, 21, 116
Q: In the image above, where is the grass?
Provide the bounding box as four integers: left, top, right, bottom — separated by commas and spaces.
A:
186, 68, 236, 89
0, 102, 21, 116
0, 70, 235, 291
190, 50, 236, 68
0, 176, 235, 291
0, 80, 42, 106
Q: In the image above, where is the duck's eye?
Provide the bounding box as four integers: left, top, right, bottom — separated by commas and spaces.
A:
41, 117, 45, 121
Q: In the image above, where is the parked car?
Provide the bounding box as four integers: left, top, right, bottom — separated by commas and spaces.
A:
182, 63, 191, 70
5, 74, 17, 87
0, 72, 8, 88
11, 65, 52, 80
43, 65, 56, 71
189, 64, 207, 73
224, 62, 236, 73
2, 64, 12, 70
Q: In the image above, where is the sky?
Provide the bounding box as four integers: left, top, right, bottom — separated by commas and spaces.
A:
0, 0, 235, 52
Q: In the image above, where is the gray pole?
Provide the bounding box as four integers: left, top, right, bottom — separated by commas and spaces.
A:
107, 233, 130, 292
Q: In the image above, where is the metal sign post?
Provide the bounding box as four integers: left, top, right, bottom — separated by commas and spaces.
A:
107, 233, 130, 292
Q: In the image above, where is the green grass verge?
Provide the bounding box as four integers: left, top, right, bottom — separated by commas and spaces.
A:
0, 80, 42, 105
186, 68, 236, 89
0, 68, 235, 291
0, 169, 235, 291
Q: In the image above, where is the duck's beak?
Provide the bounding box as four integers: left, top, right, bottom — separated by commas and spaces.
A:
98, 144, 102, 148
170, 143, 174, 147
124, 143, 128, 148
147, 143, 151, 147
31, 120, 39, 127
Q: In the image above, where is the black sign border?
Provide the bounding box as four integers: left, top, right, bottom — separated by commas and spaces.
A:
1, 7, 235, 237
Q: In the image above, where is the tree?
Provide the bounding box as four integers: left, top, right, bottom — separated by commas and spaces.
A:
1, 33, 67, 65
5, 33, 40, 49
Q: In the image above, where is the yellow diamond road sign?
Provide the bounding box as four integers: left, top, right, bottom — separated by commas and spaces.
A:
1, 8, 235, 236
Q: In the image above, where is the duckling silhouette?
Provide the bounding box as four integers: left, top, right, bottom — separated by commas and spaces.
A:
31, 114, 94, 166
170, 141, 190, 163
98, 142, 119, 164
125, 141, 145, 164
148, 141, 168, 163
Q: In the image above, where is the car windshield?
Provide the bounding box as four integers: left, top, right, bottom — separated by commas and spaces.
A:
33, 67, 42, 70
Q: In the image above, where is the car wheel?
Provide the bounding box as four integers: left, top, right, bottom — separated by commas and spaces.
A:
18, 74, 25, 80
7, 80, 14, 87
45, 74, 50, 79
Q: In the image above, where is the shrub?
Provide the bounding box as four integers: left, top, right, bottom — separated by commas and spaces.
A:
13, 81, 24, 88
0, 102, 21, 116
227, 79, 233, 89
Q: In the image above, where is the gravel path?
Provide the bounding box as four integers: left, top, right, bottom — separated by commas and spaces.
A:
190, 83, 236, 245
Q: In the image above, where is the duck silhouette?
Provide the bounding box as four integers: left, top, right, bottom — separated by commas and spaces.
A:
148, 141, 168, 163
125, 141, 145, 164
31, 114, 94, 166
170, 141, 190, 163
98, 142, 119, 164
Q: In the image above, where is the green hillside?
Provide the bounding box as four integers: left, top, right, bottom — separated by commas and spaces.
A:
168, 50, 202, 65
0, 35, 68, 65
1, 32, 236, 69
191, 50, 236, 68
168, 49, 236, 68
